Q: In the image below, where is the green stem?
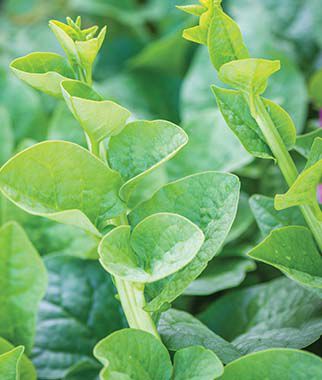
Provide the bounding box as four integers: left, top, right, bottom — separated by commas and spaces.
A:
252, 95, 322, 251
113, 213, 160, 339
88, 135, 100, 157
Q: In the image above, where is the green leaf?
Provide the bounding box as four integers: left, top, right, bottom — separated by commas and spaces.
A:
159, 309, 241, 364
99, 213, 204, 283
108, 120, 188, 202
10, 52, 74, 98
309, 68, 322, 108
275, 140, 322, 218
213, 87, 296, 159
218, 58, 280, 95
0, 141, 125, 235
129, 171, 240, 311
199, 277, 322, 354
61, 80, 131, 143
248, 226, 322, 289
94, 329, 172, 380
208, 5, 249, 70
184, 257, 255, 296
32, 255, 125, 379
0, 346, 24, 380
218, 349, 322, 379
0, 338, 36, 380
249, 194, 306, 236
173, 346, 223, 380
0, 222, 47, 354
0, 107, 14, 166
294, 129, 322, 158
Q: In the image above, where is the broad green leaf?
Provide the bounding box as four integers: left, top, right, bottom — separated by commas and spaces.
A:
129, 172, 240, 311
63, 360, 101, 380
208, 5, 249, 70
0, 338, 36, 380
275, 141, 322, 218
99, 213, 204, 283
159, 309, 241, 364
249, 194, 306, 236
219, 349, 322, 379
0, 141, 125, 235
213, 87, 296, 158
0, 346, 24, 380
61, 80, 131, 143
94, 329, 172, 380
32, 255, 125, 379
10, 52, 74, 98
199, 277, 322, 354
108, 120, 188, 202
248, 226, 322, 288
294, 129, 322, 158
0, 222, 47, 354
184, 257, 255, 296
218, 58, 280, 95
309, 68, 322, 108
0, 107, 14, 165
173, 346, 223, 380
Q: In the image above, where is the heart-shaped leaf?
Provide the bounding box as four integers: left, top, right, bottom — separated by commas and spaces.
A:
108, 120, 188, 202
61, 80, 131, 143
99, 213, 204, 283
0, 222, 47, 354
0, 141, 125, 235
10, 52, 75, 98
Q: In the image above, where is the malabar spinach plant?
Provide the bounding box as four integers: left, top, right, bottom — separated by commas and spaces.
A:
178, 0, 322, 290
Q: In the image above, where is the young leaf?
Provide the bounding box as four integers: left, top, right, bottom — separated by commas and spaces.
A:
199, 277, 322, 354
184, 257, 255, 296
275, 139, 322, 218
10, 53, 75, 98
294, 129, 322, 158
99, 213, 204, 283
159, 309, 241, 364
0, 141, 125, 235
218, 349, 322, 379
129, 171, 240, 311
248, 226, 322, 289
61, 80, 131, 143
108, 120, 188, 202
0, 338, 36, 380
208, 5, 249, 70
32, 255, 125, 379
0, 346, 24, 380
173, 346, 223, 380
249, 194, 306, 236
0, 222, 47, 354
94, 329, 172, 380
218, 58, 280, 95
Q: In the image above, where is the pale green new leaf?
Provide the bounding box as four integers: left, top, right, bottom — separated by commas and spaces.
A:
10, 53, 75, 98
248, 226, 322, 289
108, 120, 188, 202
61, 80, 131, 143
0, 346, 24, 380
309, 68, 322, 108
99, 213, 204, 283
275, 138, 322, 219
0, 141, 125, 235
0, 338, 36, 380
173, 346, 223, 380
129, 172, 240, 311
219, 349, 322, 380
94, 329, 172, 380
208, 5, 249, 70
218, 58, 280, 95
0, 222, 47, 355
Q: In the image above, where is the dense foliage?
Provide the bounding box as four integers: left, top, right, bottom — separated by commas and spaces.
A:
0, 0, 322, 379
